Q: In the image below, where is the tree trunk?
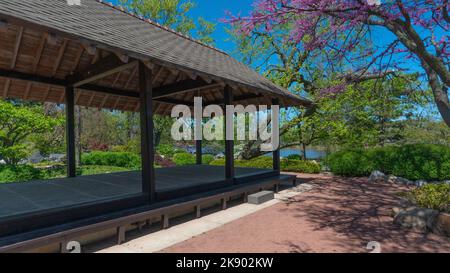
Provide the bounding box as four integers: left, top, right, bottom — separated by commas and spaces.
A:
423, 62, 450, 127
302, 143, 307, 160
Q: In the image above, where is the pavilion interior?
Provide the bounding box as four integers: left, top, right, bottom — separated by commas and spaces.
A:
0, 22, 283, 236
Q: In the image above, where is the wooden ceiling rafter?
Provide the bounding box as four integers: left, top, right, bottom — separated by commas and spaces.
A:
43, 86, 52, 101
10, 26, 23, 69
3, 25, 23, 98
71, 44, 85, 75
69, 53, 137, 88
123, 64, 138, 90
51, 39, 68, 77
0, 23, 299, 113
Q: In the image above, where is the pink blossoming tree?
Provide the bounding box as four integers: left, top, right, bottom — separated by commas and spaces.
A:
229, 0, 450, 126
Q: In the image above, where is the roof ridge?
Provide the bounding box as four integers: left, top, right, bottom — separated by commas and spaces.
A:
97, 0, 228, 56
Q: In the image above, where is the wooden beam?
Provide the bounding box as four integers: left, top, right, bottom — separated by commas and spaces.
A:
88, 92, 96, 106
83, 44, 97, 56
153, 79, 219, 99
71, 45, 84, 74
0, 68, 66, 86
43, 86, 51, 101
24, 82, 32, 100
75, 90, 82, 104
124, 65, 138, 89
139, 61, 156, 203
112, 71, 122, 87
80, 84, 139, 98
100, 95, 109, 109
65, 85, 76, 178
10, 26, 24, 69
52, 39, 68, 77
68, 54, 137, 87
224, 86, 234, 182
32, 33, 48, 73
152, 66, 164, 85
113, 96, 121, 109
2, 79, 11, 98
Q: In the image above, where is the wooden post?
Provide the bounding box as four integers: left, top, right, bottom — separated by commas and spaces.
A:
196, 140, 202, 165
139, 61, 156, 203
117, 226, 126, 245
195, 205, 201, 218
65, 85, 76, 178
224, 86, 234, 182
272, 98, 281, 174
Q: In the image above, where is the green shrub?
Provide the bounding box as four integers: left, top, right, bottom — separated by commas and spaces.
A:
173, 153, 196, 166
157, 144, 182, 159
408, 184, 450, 213
81, 152, 140, 169
325, 150, 373, 177
209, 156, 321, 174
281, 159, 321, 173
209, 158, 225, 166
201, 154, 215, 165
79, 165, 131, 176
286, 154, 302, 160
326, 144, 450, 181
0, 165, 42, 183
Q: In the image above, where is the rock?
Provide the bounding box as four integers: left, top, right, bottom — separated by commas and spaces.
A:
444, 181, 450, 186
393, 207, 439, 231
386, 175, 398, 184
415, 180, 428, 187
391, 207, 402, 217
369, 170, 386, 182
48, 154, 66, 163
0, 159, 5, 165
433, 213, 450, 237
28, 152, 44, 164
214, 153, 225, 159
395, 176, 413, 185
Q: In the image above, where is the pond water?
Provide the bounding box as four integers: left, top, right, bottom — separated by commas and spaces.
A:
264, 148, 327, 160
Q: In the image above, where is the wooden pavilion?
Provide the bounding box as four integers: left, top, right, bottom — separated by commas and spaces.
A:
0, 0, 311, 251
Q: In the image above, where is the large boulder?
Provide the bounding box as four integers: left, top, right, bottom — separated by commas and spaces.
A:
434, 213, 450, 237
48, 154, 66, 163
395, 176, 414, 186
28, 152, 44, 164
393, 207, 439, 231
369, 170, 386, 182
415, 180, 428, 187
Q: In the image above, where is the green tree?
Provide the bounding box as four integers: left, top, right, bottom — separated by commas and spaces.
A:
0, 100, 62, 165
120, 0, 216, 45
231, 21, 392, 159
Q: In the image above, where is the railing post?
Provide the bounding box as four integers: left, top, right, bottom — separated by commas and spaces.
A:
139, 61, 156, 203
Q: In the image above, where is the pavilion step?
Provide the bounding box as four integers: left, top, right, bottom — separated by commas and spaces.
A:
247, 191, 274, 205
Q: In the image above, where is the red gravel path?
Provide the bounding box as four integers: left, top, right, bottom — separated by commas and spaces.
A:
162, 174, 450, 253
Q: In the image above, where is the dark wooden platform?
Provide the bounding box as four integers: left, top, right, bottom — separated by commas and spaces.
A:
0, 165, 272, 219
0, 173, 296, 252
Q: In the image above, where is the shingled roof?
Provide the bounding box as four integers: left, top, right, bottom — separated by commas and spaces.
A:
0, 0, 311, 111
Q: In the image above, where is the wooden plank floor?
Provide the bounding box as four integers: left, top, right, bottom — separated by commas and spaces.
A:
0, 165, 270, 218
